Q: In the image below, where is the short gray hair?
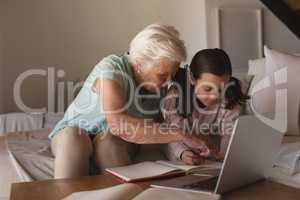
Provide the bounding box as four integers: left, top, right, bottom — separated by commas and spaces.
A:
129, 24, 187, 67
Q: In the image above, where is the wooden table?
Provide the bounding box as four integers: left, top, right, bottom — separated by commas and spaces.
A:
10, 174, 300, 200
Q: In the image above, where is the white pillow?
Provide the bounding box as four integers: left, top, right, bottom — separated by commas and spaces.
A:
44, 112, 64, 129
250, 46, 300, 135
248, 58, 266, 76
248, 57, 274, 120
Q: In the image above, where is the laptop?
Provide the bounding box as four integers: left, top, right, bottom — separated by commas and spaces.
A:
151, 115, 284, 196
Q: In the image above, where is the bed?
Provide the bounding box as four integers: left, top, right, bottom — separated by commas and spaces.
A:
1, 128, 300, 200
267, 136, 300, 189
0, 112, 63, 200
0, 129, 53, 200
0, 127, 167, 200
0, 136, 21, 200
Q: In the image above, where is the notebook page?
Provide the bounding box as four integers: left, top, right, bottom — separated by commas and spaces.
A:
106, 161, 181, 181
63, 183, 143, 200
133, 188, 221, 200
156, 160, 222, 172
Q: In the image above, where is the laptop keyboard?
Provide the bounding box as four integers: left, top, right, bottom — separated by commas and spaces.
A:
182, 176, 219, 191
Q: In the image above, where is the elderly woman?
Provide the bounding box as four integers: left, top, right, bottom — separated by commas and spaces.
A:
49, 24, 214, 179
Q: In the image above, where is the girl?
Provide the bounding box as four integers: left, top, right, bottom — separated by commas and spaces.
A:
162, 48, 249, 165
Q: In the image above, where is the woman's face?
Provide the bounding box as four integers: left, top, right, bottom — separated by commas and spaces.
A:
136, 58, 179, 92
192, 73, 230, 107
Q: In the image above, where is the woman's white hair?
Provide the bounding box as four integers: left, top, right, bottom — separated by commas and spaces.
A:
129, 23, 187, 67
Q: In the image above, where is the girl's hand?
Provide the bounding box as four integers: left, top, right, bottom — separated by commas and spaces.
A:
180, 150, 205, 165
182, 135, 220, 158
214, 152, 225, 161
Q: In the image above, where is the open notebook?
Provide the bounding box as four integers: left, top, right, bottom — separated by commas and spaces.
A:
105, 160, 222, 182
63, 183, 221, 200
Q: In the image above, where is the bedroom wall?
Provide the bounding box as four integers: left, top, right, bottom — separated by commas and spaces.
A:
158, 0, 207, 62
0, 34, 3, 113
206, 0, 300, 60
0, 0, 207, 113
0, 1, 4, 113
1, 0, 299, 113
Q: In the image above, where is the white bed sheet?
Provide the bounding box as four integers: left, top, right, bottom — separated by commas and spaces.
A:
0, 128, 54, 200
266, 136, 300, 189
0, 136, 24, 200
267, 167, 300, 189
5, 128, 54, 181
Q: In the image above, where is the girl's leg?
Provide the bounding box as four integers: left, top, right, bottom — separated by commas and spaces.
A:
51, 127, 93, 179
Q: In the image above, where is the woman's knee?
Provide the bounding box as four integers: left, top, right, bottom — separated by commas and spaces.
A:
51, 127, 93, 178
51, 127, 93, 158
93, 132, 137, 168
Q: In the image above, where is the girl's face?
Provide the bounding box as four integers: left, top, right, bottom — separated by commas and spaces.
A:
191, 73, 230, 107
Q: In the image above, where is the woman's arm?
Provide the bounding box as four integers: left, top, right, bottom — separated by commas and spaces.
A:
94, 78, 184, 144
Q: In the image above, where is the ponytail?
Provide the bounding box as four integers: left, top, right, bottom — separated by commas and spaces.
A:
225, 77, 250, 109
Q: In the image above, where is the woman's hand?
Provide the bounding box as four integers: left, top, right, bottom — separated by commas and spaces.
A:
180, 150, 205, 165
182, 134, 221, 158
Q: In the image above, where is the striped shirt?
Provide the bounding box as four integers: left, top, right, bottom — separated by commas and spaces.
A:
162, 89, 242, 160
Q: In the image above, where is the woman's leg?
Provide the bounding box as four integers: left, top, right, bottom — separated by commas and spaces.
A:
51, 127, 93, 179
93, 132, 139, 170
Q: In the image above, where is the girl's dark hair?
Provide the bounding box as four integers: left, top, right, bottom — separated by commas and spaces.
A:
173, 48, 249, 117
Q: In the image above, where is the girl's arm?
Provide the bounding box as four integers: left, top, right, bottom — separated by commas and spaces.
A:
162, 89, 193, 160
162, 88, 221, 157
168, 142, 190, 161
